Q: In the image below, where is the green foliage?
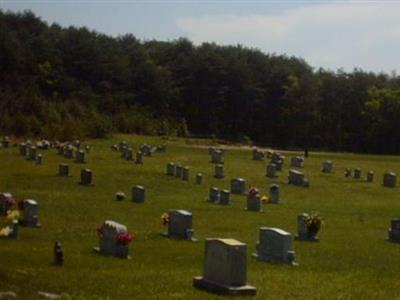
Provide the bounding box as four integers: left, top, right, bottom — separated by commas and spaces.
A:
1, 10, 400, 153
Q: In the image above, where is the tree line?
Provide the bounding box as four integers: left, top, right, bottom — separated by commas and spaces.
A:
1, 10, 400, 153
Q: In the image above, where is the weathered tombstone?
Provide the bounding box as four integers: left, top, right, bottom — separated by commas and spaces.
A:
344, 168, 352, 177
266, 163, 278, 178
383, 172, 397, 187
208, 187, 220, 202
165, 210, 196, 241
182, 166, 190, 181
367, 170, 374, 182
132, 185, 145, 203
193, 238, 256, 296
20, 199, 41, 227
58, 163, 70, 176
36, 153, 43, 165
288, 169, 309, 187
295, 213, 319, 241
230, 178, 246, 194
27, 146, 37, 161
219, 190, 231, 205
269, 184, 280, 204
291, 156, 304, 168
54, 241, 64, 266
139, 144, 152, 157
19, 143, 27, 156
354, 168, 361, 179
214, 164, 224, 179
196, 173, 203, 184
80, 169, 93, 185
135, 151, 143, 164
166, 162, 175, 176
125, 148, 133, 161
9, 220, 18, 239
252, 148, 264, 161
210, 150, 224, 164
63, 145, 74, 159
246, 189, 262, 212
115, 192, 126, 201
2, 136, 10, 147
94, 220, 130, 258
175, 164, 183, 178
252, 227, 296, 264
0, 193, 14, 216
321, 160, 333, 173
388, 219, 400, 242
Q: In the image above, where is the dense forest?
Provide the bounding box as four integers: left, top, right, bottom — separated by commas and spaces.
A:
1, 10, 400, 153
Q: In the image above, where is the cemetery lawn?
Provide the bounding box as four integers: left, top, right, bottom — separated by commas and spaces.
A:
2, 134, 400, 300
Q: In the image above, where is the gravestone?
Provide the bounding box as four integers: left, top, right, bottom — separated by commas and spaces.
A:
246, 189, 262, 212
354, 168, 361, 179
36, 153, 43, 165
269, 184, 280, 204
139, 144, 152, 156
252, 148, 264, 161
132, 185, 145, 203
166, 162, 175, 176
175, 164, 183, 178
196, 173, 203, 184
266, 150, 273, 159
214, 164, 224, 179
208, 187, 220, 202
63, 146, 74, 159
125, 148, 133, 161
85, 144, 91, 153
9, 220, 18, 239
288, 169, 309, 187
321, 160, 333, 173
115, 192, 126, 201
383, 172, 397, 187
54, 241, 64, 266
290, 156, 304, 168
166, 210, 196, 241
367, 170, 374, 182
27, 146, 37, 161
193, 238, 256, 296
2, 136, 10, 147
344, 168, 352, 177
230, 178, 246, 194
135, 151, 143, 164
20, 199, 41, 227
266, 163, 278, 178
19, 143, 27, 156
95, 220, 130, 258
219, 190, 231, 205
252, 227, 295, 264
182, 167, 190, 181
0, 193, 14, 216
295, 213, 319, 241
388, 219, 400, 241
210, 150, 224, 164
80, 169, 93, 185
58, 163, 70, 176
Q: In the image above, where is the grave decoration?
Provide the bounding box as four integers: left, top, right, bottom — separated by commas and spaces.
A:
295, 213, 322, 241
94, 220, 134, 258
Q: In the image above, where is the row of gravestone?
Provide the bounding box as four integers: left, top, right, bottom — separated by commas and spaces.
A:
93, 209, 327, 296
112, 141, 166, 164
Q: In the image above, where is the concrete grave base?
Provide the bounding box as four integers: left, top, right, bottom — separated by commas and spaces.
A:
161, 232, 198, 242
193, 277, 256, 296
93, 247, 131, 259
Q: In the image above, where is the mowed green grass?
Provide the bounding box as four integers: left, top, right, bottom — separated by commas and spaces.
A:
1, 134, 400, 300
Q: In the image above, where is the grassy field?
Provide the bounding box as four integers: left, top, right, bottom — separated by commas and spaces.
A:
1, 134, 400, 300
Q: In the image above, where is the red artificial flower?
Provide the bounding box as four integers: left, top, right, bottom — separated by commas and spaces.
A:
116, 232, 134, 245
